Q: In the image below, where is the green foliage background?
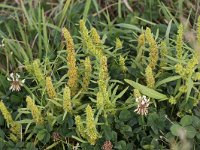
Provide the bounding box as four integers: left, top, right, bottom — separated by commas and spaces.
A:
0, 0, 200, 149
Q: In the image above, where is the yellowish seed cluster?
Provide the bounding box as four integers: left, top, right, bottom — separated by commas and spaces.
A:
134, 89, 141, 98
175, 63, 185, 77
63, 86, 72, 113
193, 72, 200, 81
119, 55, 127, 73
175, 56, 198, 79
176, 24, 183, 60
26, 96, 44, 125
0, 100, 14, 125
86, 105, 99, 145
46, 76, 57, 99
186, 56, 198, 77
145, 27, 158, 70
115, 38, 123, 49
82, 57, 92, 91
169, 96, 176, 105
145, 65, 155, 88
179, 85, 187, 93
98, 56, 113, 109
10, 133, 18, 142
99, 56, 109, 82
90, 28, 104, 56
0, 101, 21, 140
79, 20, 102, 59
193, 99, 199, 107
137, 33, 145, 48
160, 41, 168, 67
96, 91, 104, 109
62, 27, 79, 96
75, 115, 86, 139
24, 61, 34, 75
33, 59, 44, 85
91, 27, 101, 46
10, 122, 21, 139
80, 19, 90, 49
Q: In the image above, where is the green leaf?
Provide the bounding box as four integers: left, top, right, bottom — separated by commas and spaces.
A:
125, 79, 167, 100
180, 115, 193, 126
45, 142, 60, 150
119, 110, 131, 122
165, 19, 172, 44
170, 124, 184, 136
103, 125, 112, 140
25, 142, 37, 150
155, 75, 181, 88
115, 140, 126, 150
36, 129, 47, 141
185, 126, 196, 139
116, 23, 141, 32
170, 124, 196, 139
186, 78, 193, 101
112, 87, 129, 103
196, 133, 200, 140
192, 116, 200, 128
83, 0, 91, 21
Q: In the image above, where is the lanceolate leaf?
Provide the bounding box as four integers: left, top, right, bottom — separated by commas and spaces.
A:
125, 79, 167, 100
155, 75, 181, 88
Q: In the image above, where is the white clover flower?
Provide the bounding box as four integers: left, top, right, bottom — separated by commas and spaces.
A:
7, 73, 25, 92
134, 95, 150, 116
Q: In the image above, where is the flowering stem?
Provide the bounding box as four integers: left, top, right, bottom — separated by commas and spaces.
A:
141, 115, 145, 130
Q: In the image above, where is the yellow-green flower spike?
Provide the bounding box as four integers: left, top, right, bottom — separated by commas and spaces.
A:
63, 86, 72, 113
193, 72, 200, 81
197, 16, 200, 44
175, 63, 186, 78
145, 65, 155, 88
179, 85, 187, 93
98, 56, 109, 101
115, 38, 123, 49
193, 99, 199, 107
90, 27, 104, 56
97, 56, 114, 111
24, 60, 34, 75
79, 19, 90, 49
186, 56, 198, 77
134, 89, 141, 99
0, 100, 14, 126
62, 27, 79, 96
91, 27, 101, 46
137, 33, 145, 48
26, 96, 44, 125
33, 59, 44, 85
160, 41, 168, 67
82, 57, 92, 92
10, 133, 18, 142
86, 105, 99, 145
176, 24, 183, 60
79, 20, 102, 59
0, 101, 21, 140
99, 56, 109, 83
145, 27, 158, 70
10, 122, 21, 139
75, 115, 86, 139
169, 96, 176, 105
119, 55, 127, 73
46, 76, 57, 99
96, 91, 104, 110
